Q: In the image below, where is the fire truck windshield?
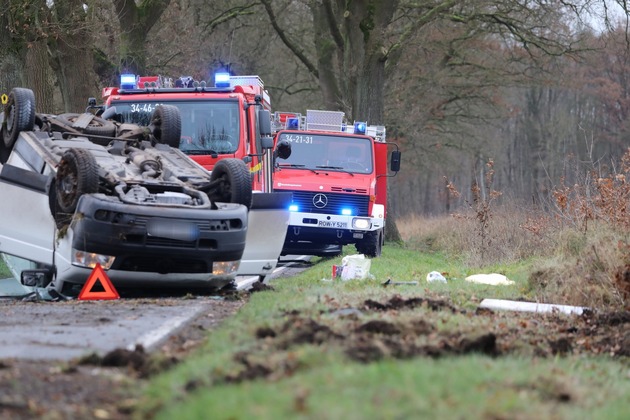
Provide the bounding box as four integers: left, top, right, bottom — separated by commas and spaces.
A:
277, 133, 373, 174
108, 100, 240, 154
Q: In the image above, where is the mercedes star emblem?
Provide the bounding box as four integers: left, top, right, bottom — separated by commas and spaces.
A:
312, 193, 328, 208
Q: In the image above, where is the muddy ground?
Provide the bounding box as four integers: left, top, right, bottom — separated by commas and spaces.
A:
1, 287, 629, 419
0, 293, 245, 420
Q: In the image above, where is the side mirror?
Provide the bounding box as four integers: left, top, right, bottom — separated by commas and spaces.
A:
390, 150, 401, 172
258, 109, 272, 137
261, 135, 274, 149
275, 139, 292, 160
21, 269, 53, 288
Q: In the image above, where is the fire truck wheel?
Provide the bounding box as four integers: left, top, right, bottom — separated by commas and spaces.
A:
56, 148, 99, 213
208, 158, 253, 209
356, 229, 383, 258
150, 105, 182, 148
56, 113, 116, 143
3, 87, 36, 150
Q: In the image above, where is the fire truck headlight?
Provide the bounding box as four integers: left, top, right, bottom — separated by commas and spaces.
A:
352, 218, 370, 229
215, 72, 231, 88
120, 74, 136, 90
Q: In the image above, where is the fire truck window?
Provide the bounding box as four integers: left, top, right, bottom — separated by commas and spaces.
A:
346, 146, 363, 163
183, 108, 238, 153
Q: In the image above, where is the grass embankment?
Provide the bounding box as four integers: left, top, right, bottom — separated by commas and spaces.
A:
135, 151, 630, 419
133, 240, 630, 419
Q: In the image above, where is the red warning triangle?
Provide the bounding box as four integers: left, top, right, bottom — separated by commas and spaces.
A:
78, 263, 120, 300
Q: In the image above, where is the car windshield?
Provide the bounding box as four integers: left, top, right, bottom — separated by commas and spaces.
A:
277, 132, 373, 174
109, 100, 240, 154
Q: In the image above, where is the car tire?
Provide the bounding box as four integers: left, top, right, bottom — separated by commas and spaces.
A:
150, 105, 181, 148
3, 87, 36, 149
355, 228, 383, 257
56, 113, 117, 144
208, 158, 253, 209
56, 148, 99, 213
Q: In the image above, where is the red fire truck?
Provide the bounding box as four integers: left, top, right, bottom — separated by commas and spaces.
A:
86, 72, 291, 281
96, 73, 278, 188
271, 110, 401, 257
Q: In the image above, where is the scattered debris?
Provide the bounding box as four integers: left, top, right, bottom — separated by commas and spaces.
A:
465, 273, 514, 285
382, 279, 419, 287
478, 298, 588, 315
340, 254, 372, 281
426, 271, 447, 283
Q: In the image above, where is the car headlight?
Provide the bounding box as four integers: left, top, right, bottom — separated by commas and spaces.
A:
72, 249, 115, 269
213, 260, 240, 275
352, 218, 370, 229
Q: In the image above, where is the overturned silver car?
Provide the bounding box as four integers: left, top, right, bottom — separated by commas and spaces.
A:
0, 87, 255, 294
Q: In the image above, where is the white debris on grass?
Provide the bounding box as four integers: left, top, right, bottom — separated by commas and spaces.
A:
340, 254, 372, 281
479, 298, 588, 315
465, 273, 514, 286
426, 271, 447, 283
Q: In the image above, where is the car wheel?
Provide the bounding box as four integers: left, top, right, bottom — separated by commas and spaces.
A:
150, 105, 181, 148
48, 178, 74, 229
56, 148, 99, 213
208, 158, 253, 209
3, 87, 36, 149
56, 113, 116, 144
356, 228, 383, 258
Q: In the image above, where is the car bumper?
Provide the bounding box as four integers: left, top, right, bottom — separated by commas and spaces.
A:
53, 193, 248, 288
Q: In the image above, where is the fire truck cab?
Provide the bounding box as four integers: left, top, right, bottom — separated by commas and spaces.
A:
272, 110, 401, 258
97, 73, 275, 188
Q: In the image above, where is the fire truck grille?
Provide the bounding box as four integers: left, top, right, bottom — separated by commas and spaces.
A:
288, 190, 369, 216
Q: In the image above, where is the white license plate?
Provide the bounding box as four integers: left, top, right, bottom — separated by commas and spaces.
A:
317, 221, 348, 228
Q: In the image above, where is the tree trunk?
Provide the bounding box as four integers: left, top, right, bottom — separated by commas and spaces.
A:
113, 0, 172, 74
47, 0, 99, 112
0, 0, 26, 94
24, 40, 55, 113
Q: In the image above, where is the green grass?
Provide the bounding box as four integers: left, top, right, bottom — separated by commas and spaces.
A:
133, 244, 630, 419
153, 357, 630, 420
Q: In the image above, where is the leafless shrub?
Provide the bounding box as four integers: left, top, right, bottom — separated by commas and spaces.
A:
400, 149, 630, 309
399, 203, 554, 267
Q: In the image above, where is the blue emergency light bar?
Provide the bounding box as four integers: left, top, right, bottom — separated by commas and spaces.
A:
289, 204, 299, 212
215, 72, 231, 88
287, 118, 300, 130
120, 74, 137, 90
354, 122, 367, 135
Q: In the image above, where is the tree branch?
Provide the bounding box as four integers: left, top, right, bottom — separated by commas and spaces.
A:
260, 0, 319, 78
203, 3, 258, 33
323, 0, 344, 49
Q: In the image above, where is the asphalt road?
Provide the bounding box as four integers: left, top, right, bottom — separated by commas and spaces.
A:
0, 256, 311, 361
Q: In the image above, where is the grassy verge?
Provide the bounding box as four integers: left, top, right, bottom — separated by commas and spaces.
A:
133, 244, 630, 419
